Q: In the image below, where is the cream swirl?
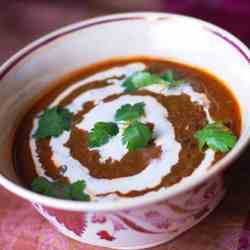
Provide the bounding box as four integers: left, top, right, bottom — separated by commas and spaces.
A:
29, 63, 215, 201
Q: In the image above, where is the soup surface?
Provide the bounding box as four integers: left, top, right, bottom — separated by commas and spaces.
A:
13, 57, 241, 201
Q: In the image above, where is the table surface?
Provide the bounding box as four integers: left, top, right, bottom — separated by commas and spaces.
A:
1, 1, 250, 249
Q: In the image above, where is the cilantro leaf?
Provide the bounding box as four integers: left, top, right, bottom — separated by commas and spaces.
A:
88, 122, 119, 148
122, 70, 184, 92
33, 107, 73, 139
31, 177, 90, 201
122, 71, 164, 92
115, 102, 145, 122
31, 176, 52, 194
162, 70, 174, 82
122, 121, 153, 151
194, 122, 237, 152
70, 181, 90, 201
46, 181, 72, 199
162, 70, 184, 88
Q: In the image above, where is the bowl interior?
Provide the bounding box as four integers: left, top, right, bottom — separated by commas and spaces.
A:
0, 13, 250, 209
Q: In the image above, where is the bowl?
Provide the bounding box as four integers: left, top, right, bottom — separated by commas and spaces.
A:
0, 12, 250, 249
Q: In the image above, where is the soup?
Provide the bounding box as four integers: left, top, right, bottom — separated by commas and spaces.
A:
13, 57, 241, 202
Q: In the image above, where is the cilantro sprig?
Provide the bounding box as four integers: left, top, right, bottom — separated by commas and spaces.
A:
116, 102, 153, 151
34, 107, 73, 139
122, 72, 164, 92
88, 122, 119, 148
194, 122, 237, 153
87, 102, 153, 151
122, 70, 184, 92
162, 70, 184, 88
122, 120, 152, 151
115, 102, 145, 122
31, 177, 90, 201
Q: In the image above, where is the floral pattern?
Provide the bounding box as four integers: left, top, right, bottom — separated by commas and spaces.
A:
44, 207, 87, 236
23, 175, 227, 248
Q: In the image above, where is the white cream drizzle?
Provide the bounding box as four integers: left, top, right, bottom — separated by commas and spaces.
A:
50, 63, 146, 107
29, 119, 53, 180
30, 63, 215, 201
95, 149, 215, 202
77, 95, 181, 162
49, 95, 181, 196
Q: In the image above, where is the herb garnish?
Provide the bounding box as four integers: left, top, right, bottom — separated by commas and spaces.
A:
162, 70, 184, 88
122, 120, 153, 151
34, 107, 73, 139
88, 122, 119, 148
87, 102, 152, 151
194, 122, 237, 152
122, 71, 164, 92
122, 70, 184, 92
115, 102, 152, 151
115, 102, 145, 122
31, 177, 90, 201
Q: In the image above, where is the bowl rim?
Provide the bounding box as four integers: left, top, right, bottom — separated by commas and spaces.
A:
0, 12, 250, 212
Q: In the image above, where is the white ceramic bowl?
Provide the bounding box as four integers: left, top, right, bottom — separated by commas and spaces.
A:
0, 12, 250, 249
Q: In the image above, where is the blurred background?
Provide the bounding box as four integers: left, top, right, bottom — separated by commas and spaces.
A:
1, 0, 250, 64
